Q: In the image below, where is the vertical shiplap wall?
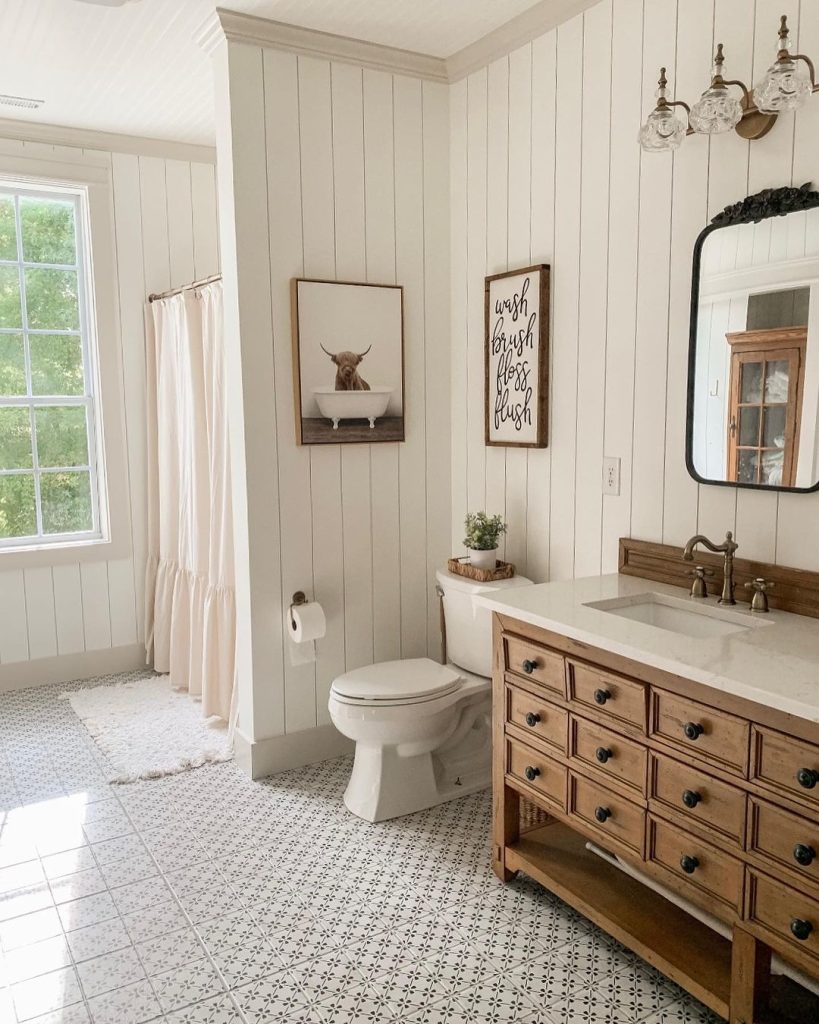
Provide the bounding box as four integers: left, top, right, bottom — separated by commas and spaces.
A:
451, 0, 819, 581
222, 46, 450, 738
0, 140, 219, 670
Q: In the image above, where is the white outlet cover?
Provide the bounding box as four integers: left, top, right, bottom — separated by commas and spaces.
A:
603, 456, 621, 496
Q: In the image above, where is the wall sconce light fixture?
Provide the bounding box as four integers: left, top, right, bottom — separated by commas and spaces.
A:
640, 15, 818, 153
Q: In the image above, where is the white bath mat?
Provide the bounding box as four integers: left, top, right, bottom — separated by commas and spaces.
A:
61, 674, 233, 784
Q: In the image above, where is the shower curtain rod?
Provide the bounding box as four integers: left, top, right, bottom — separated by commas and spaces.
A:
148, 272, 223, 303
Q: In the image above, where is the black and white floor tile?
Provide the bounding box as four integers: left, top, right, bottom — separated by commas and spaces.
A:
0, 673, 724, 1024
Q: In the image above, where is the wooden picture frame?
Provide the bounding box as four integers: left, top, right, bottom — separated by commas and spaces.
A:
291, 278, 405, 445
484, 264, 550, 448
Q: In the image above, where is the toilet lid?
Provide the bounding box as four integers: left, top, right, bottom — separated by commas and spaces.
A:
331, 658, 462, 702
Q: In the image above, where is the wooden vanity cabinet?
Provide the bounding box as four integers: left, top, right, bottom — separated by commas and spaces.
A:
492, 612, 819, 1024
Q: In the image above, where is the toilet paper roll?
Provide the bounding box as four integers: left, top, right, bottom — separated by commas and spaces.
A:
288, 601, 326, 644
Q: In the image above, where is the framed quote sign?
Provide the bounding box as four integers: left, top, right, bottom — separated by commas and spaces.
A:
484, 264, 550, 448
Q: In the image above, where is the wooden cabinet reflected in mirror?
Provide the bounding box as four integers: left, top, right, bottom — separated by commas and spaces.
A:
687, 184, 819, 493
726, 326, 806, 487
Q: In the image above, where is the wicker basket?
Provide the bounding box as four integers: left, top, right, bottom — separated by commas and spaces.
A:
447, 556, 516, 583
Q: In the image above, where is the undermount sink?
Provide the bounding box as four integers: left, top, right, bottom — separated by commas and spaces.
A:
584, 591, 772, 639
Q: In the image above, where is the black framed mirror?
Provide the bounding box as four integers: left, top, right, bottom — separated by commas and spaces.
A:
686, 183, 819, 493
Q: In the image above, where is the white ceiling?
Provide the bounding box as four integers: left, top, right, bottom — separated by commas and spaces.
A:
2, 0, 544, 146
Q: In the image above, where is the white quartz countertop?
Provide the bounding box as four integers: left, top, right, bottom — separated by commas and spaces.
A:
477, 574, 819, 725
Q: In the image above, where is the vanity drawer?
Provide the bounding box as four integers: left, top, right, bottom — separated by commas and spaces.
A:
649, 751, 746, 848
751, 726, 819, 811
568, 772, 645, 858
748, 797, 819, 888
503, 634, 565, 697
506, 685, 567, 755
746, 869, 819, 967
646, 816, 744, 917
650, 688, 749, 777
569, 715, 647, 797
567, 660, 647, 733
506, 737, 566, 811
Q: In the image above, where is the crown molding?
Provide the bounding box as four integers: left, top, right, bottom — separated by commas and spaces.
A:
201, 8, 448, 83
446, 0, 602, 81
0, 117, 216, 164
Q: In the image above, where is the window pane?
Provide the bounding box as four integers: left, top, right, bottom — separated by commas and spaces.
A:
737, 449, 758, 484
24, 269, 79, 330
41, 471, 92, 534
763, 405, 786, 448
35, 406, 89, 467
0, 408, 33, 469
765, 360, 790, 403
20, 197, 76, 265
0, 197, 17, 261
30, 333, 84, 396
761, 450, 784, 487
740, 361, 763, 404
0, 473, 35, 539
0, 333, 26, 395
738, 406, 760, 447
0, 266, 22, 328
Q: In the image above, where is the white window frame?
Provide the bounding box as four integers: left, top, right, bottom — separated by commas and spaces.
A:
0, 182, 107, 549
0, 151, 131, 569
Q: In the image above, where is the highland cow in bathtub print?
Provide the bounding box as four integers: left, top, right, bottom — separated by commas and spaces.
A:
292, 279, 405, 445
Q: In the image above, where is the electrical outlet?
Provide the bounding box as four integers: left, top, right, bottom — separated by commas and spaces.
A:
603, 456, 620, 496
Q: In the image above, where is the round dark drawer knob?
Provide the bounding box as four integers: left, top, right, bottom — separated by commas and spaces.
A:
522, 659, 538, 675
525, 712, 541, 728
797, 768, 819, 789
790, 918, 813, 941
595, 747, 613, 764
594, 806, 611, 823
680, 855, 700, 875
683, 721, 704, 741
794, 843, 816, 867
524, 765, 540, 782
682, 789, 701, 809
593, 688, 611, 706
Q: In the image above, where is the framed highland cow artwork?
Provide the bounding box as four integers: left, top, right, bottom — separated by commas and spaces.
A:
291, 278, 405, 445
485, 264, 550, 448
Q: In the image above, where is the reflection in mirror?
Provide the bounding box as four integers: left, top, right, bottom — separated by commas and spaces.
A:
688, 203, 819, 491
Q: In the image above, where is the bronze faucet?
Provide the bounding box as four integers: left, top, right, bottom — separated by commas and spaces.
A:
682, 531, 739, 605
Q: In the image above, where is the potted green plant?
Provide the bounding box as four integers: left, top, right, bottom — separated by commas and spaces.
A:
463, 512, 507, 571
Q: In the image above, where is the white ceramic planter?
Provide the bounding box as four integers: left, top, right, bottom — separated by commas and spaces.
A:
468, 547, 497, 571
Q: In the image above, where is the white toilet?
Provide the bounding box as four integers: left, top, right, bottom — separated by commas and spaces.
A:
328, 566, 533, 822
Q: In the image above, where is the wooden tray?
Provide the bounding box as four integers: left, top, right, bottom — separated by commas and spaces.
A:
447, 556, 516, 583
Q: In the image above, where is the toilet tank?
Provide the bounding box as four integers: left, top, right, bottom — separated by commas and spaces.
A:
435, 567, 533, 678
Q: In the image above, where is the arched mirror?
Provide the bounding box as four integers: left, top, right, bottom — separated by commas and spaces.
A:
687, 184, 819, 492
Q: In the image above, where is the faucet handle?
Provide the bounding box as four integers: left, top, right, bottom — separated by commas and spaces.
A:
689, 566, 714, 599
745, 577, 774, 613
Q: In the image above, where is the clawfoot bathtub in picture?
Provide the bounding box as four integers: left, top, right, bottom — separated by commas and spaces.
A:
313, 386, 394, 429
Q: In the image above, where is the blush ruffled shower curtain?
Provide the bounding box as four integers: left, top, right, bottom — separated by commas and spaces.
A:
144, 281, 236, 722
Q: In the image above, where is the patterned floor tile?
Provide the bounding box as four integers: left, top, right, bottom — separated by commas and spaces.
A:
136, 926, 206, 975
77, 945, 147, 998
163, 994, 244, 1024
151, 957, 226, 1013
66, 917, 132, 963
11, 964, 83, 1021
86, 977, 163, 1024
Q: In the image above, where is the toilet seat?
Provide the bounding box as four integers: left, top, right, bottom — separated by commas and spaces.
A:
330, 658, 463, 707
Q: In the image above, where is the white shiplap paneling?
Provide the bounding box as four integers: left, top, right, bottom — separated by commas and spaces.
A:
0, 140, 219, 674
450, 0, 819, 584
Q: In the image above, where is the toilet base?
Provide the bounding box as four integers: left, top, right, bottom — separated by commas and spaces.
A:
342, 704, 491, 822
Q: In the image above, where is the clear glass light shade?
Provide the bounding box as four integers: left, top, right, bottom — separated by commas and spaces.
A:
638, 106, 687, 151
754, 58, 812, 113
689, 85, 743, 133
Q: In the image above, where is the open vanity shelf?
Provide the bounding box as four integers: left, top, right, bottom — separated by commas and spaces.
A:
491, 574, 819, 1024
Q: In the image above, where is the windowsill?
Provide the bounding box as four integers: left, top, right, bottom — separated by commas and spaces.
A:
0, 531, 130, 570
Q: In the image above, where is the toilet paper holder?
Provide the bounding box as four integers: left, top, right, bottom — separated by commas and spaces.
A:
290, 590, 308, 628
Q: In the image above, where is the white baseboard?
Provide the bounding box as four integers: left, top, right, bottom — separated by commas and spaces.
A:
0, 644, 147, 693
233, 723, 354, 780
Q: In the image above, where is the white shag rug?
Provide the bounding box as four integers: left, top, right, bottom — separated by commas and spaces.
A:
61, 674, 233, 784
